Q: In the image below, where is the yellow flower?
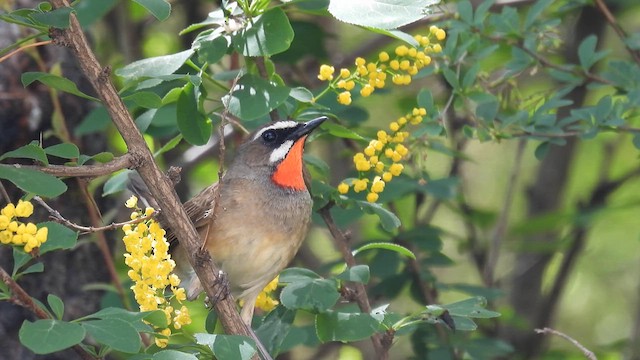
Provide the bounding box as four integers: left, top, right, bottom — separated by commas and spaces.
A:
344, 80, 356, 91
0, 230, 11, 244
353, 179, 368, 193
1, 203, 15, 218
395, 45, 409, 56
395, 144, 409, 157
318, 64, 335, 81
360, 84, 374, 97
355, 159, 371, 172
340, 68, 350, 78
366, 192, 379, 202
382, 172, 393, 182
337, 91, 352, 105
435, 28, 446, 41
355, 57, 366, 66
15, 200, 33, 218
0, 215, 9, 230
337, 183, 350, 194
371, 177, 385, 193
389, 122, 400, 132
433, 44, 442, 53
378, 51, 390, 62
155, 328, 171, 348
389, 163, 404, 176
125, 195, 138, 209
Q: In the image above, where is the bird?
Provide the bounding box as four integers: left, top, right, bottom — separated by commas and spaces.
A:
130, 117, 326, 325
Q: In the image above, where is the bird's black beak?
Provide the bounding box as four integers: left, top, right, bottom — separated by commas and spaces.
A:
288, 116, 327, 141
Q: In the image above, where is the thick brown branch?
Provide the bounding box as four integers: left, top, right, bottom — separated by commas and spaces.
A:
49, 0, 252, 340
18, 154, 134, 178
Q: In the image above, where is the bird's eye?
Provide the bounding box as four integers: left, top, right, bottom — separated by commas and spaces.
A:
262, 129, 277, 143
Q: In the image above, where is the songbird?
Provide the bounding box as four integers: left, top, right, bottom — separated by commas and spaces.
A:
131, 117, 326, 325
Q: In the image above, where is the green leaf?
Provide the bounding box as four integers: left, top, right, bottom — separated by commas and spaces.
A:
102, 170, 132, 196
75, 106, 111, 136
280, 278, 339, 313
22, 72, 99, 102
289, 87, 314, 103
223, 74, 290, 121
316, 310, 381, 342
0, 165, 67, 197
47, 294, 64, 320
82, 319, 141, 353
19, 320, 85, 354
132, 0, 171, 21
356, 200, 401, 231
0, 143, 48, 165
116, 49, 194, 81
195, 32, 230, 64
44, 143, 79, 160
153, 350, 199, 360
352, 242, 416, 259
123, 91, 163, 109
154, 134, 183, 156
578, 35, 608, 70
12, 247, 32, 276
233, 8, 294, 57
327, 0, 440, 30
195, 334, 257, 360
255, 306, 296, 356
534, 141, 550, 160
335, 265, 370, 284
177, 82, 211, 145
443, 297, 501, 318
632, 134, 640, 150
29, 6, 74, 28
19, 262, 44, 276
39, 222, 78, 255
143, 309, 169, 329
322, 122, 363, 140
279, 267, 322, 283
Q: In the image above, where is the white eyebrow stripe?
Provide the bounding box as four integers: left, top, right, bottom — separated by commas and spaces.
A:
253, 120, 300, 140
269, 140, 294, 163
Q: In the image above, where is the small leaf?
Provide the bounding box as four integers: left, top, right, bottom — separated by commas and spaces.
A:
322, 122, 363, 140
335, 265, 370, 284
82, 319, 141, 353
39, 222, 78, 255
19, 320, 85, 354
289, 87, 314, 103
29, 6, 74, 28
132, 0, 171, 21
233, 8, 294, 57
195, 33, 230, 64
356, 200, 401, 231
123, 91, 163, 109
22, 72, 99, 101
0, 165, 67, 197
352, 242, 416, 259
12, 247, 32, 276
47, 294, 64, 320
222, 74, 290, 121
255, 306, 296, 356
578, 35, 608, 70
44, 143, 79, 160
315, 310, 381, 342
534, 141, 550, 160
279, 267, 322, 283
102, 170, 132, 196
116, 49, 194, 81
195, 334, 256, 360
443, 296, 501, 318
154, 134, 183, 157
153, 350, 199, 360
280, 278, 339, 313
0, 143, 48, 165
177, 82, 211, 145
327, 0, 440, 30
143, 309, 169, 329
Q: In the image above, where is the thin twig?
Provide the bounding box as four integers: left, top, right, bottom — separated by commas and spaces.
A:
535, 327, 597, 360
0, 266, 96, 360
593, 0, 640, 65
318, 203, 386, 359
0, 182, 11, 204
33, 195, 157, 234
0, 40, 52, 64
483, 138, 526, 286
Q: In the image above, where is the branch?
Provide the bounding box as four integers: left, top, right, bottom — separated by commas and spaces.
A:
535, 327, 597, 360
17, 154, 134, 178
33, 195, 156, 234
0, 266, 96, 360
49, 0, 252, 340
317, 203, 387, 359
594, 0, 640, 65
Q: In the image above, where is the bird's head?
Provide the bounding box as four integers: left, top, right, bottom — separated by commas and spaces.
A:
230, 117, 326, 191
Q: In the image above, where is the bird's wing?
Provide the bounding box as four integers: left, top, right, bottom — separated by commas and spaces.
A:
165, 182, 219, 245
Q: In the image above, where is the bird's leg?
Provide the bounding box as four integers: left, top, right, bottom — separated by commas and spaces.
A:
240, 296, 257, 326
204, 270, 230, 308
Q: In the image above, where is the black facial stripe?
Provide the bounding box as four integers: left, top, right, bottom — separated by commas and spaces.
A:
259, 124, 303, 148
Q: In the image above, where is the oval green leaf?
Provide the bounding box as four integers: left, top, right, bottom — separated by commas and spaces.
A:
327, 0, 440, 30
222, 74, 290, 121
82, 319, 141, 353
352, 242, 416, 259
233, 8, 294, 57
315, 310, 382, 342
177, 82, 211, 145
280, 278, 339, 313
22, 72, 99, 101
0, 165, 67, 197
132, 0, 171, 21
19, 320, 85, 354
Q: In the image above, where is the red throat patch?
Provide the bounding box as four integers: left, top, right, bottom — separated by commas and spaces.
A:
272, 136, 307, 191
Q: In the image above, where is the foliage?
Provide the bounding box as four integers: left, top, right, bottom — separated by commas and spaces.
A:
1, 0, 640, 359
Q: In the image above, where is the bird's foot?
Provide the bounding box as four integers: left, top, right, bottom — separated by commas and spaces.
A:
204, 270, 230, 308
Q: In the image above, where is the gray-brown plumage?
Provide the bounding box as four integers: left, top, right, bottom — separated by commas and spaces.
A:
131, 117, 325, 324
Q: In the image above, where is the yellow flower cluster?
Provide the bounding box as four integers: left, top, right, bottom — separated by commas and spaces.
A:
338, 108, 426, 202
122, 196, 191, 348
317, 25, 446, 105
254, 276, 280, 312
0, 200, 48, 253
